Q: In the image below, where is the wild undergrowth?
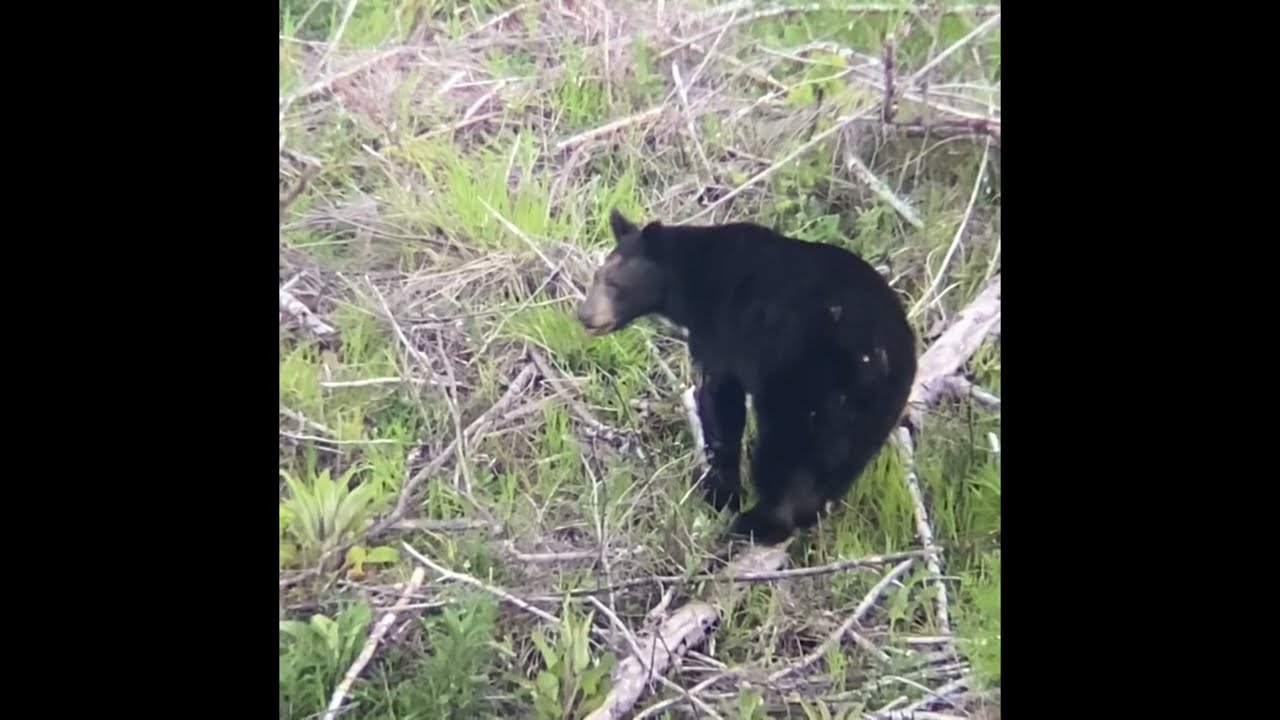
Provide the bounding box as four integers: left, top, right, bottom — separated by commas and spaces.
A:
280, 1, 1000, 718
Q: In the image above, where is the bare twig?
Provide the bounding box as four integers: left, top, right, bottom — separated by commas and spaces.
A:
906, 276, 1002, 432
562, 548, 930, 599
322, 566, 426, 720
871, 676, 970, 719
587, 597, 727, 720
371, 362, 538, 535
892, 427, 950, 636
906, 13, 1001, 85
555, 107, 665, 152
584, 544, 792, 720
282, 47, 416, 107
768, 558, 916, 682
941, 376, 1000, 411
910, 138, 991, 319
280, 287, 337, 337
680, 106, 877, 223
401, 542, 561, 624
843, 147, 923, 230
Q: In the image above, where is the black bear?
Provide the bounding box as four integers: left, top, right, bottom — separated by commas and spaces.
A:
577, 209, 918, 545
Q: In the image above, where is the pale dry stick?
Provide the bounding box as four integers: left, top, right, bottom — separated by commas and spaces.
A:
281, 432, 401, 447
322, 565, 426, 720
478, 199, 572, 296
367, 282, 442, 386
401, 542, 562, 624
905, 276, 1001, 433
280, 271, 305, 293
843, 147, 924, 230
849, 627, 894, 666
415, 112, 501, 140
555, 107, 665, 153
281, 406, 335, 436
768, 558, 917, 682
525, 347, 637, 449
871, 676, 970, 720
893, 426, 950, 637
461, 82, 507, 124
584, 543, 792, 720
906, 12, 1001, 86
672, 62, 715, 182
583, 455, 618, 613
679, 6, 740, 98
909, 138, 991, 320
850, 66, 999, 128
693, 2, 1001, 22
390, 518, 502, 534
587, 596, 728, 720
941, 376, 1000, 411
688, 41, 789, 93
680, 106, 877, 224
282, 46, 418, 108
506, 546, 642, 563
321, 377, 432, 389
660, 3, 832, 60
633, 668, 743, 720
316, 0, 362, 73
460, 2, 528, 39
433, 331, 474, 495
563, 548, 930, 598
367, 363, 538, 537
599, 2, 614, 108
280, 287, 337, 337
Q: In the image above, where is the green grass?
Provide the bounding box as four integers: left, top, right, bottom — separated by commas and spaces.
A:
280, 1, 1001, 718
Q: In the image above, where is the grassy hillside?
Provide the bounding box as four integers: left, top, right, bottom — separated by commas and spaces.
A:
279, 2, 1000, 718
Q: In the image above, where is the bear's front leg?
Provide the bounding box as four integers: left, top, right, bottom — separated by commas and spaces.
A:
687, 369, 747, 513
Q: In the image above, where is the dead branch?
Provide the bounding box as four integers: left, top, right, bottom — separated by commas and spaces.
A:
905, 275, 1001, 433
893, 426, 950, 635
322, 566, 426, 720
280, 287, 337, 337
585, 544, 792, 720
768, 558, 916, 682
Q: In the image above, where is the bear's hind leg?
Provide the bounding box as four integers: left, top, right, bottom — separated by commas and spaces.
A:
726, 419, 821, 545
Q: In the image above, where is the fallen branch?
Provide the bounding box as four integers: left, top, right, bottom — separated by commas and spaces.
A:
280, 287, 337, 337
897, 276, 1002, 641
322, 566, 426, 720
585, 544, 791, 720
905, 275, 1001, 433
941, 376, 1000, 411
893, 426, 950, 635
768, 558, 916, 682
401, 542, 562, 624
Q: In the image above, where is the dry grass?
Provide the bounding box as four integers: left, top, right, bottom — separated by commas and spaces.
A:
280, 2, 1000, 718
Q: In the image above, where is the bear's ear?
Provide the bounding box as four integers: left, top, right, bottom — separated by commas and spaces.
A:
609, 209, 639, 243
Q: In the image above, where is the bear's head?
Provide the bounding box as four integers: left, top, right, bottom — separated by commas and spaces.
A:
577, 209, 666, 336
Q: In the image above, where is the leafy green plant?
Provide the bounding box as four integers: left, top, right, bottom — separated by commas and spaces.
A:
415, 597, 504, 718
518, 602, 616, 719
280, 465, 378, 569
279, 603, 373, 718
